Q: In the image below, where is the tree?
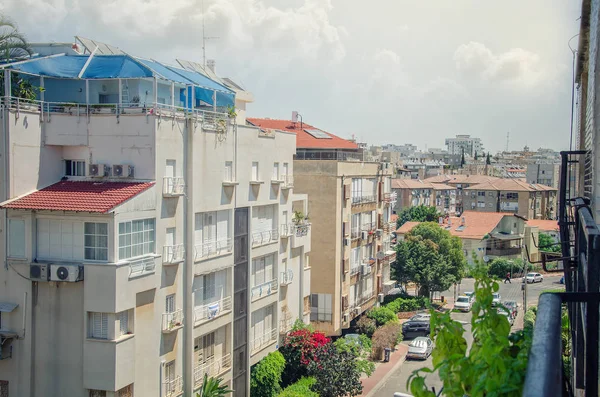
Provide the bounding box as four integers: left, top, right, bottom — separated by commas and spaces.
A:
0, 16, 32, 61
333, 335, 375, 377
538, 233, 561, 253
396, 205, 441, 227
474, 151, 478, 160
197, 374, 233, 397
461, 147, 465, 167
250, 351, 286, 397
486, 152, 491, 165
408, 261, 532, 397
279, 327, 330, 386
307, 345, 363, 397
393, 222, 466, 297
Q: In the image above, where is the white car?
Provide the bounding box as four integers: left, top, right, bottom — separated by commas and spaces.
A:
492, 293, 501, 307
464, 291, 475, 303
523, 272, 544, 283
497, 308, 514, 326
454, 296, 472, 312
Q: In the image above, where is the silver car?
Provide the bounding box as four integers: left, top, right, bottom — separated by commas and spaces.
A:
406, 336, 433, 360
497, 308, 514, 326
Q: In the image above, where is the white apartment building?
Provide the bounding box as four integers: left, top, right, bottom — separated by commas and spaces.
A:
445, 134, 484, 157
0, 41, 310, 397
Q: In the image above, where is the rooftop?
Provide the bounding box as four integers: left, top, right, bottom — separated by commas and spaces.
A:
526, 219, 559, 232
1, 181, 154, 213
464, 178, 556, 192
246, 118, 358, 150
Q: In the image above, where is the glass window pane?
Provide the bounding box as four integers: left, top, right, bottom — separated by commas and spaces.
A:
85, 223, 95, 234
97, 223, 108, 235
97, 236, 108, 248
119, 223, 126, 234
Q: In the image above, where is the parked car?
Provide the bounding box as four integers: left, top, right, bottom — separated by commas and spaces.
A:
408, 313, 431, 322
523, 272, 544, 283
503, 300, 518, 318
454, 296, 472, 312
492, 293, 501, 307
402, 319, 430, 339
406, 336, 433, 360
497, 308, 514, 326
464, 291, 475, 303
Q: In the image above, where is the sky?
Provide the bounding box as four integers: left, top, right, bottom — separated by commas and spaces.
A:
1, 0, 581, 153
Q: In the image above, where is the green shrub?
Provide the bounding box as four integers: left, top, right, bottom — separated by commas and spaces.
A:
367, 307, 397, 326
385, 296, 430, 313
250, 351, 286, 397
356, 316, 376, 337
359, 334, 372, 351
278, 377, 318, 397
371, 322, 402, 360
523, 306, 537, 330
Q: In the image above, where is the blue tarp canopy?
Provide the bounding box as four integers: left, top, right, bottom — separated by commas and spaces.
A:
10, 56, 88, 78
163, 65, 235, 108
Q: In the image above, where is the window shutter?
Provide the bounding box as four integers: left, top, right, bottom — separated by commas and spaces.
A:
101, 313, 108, 339
217, 210, 229, 243
119, 311, 128, 336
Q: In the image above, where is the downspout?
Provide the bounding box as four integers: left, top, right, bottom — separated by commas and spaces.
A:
340, 175, 345, 334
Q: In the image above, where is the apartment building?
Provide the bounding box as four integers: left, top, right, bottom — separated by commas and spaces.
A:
247, 118, 395, 336
461, 179, 557, 220
391, 179, 456, 215
0, 41, 310, 397
526, 163, 560, 189
445, 134, 484, 157
424, 174, 501, 214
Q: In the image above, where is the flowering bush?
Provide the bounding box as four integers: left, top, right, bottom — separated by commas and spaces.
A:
280, 328, 330, 386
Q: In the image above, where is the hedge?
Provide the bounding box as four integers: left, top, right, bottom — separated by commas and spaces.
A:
523, 306, 537, 330
385, 296, 430, 313
366, 307, 397, 326
250, 351, 286, 397
278, 377, 318, 397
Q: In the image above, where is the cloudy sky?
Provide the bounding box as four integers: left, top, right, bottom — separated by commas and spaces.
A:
2, 0, 581, 152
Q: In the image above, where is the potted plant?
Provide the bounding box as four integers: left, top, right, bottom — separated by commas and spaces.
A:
292, 211, 305, 225
226, 105, 237, 119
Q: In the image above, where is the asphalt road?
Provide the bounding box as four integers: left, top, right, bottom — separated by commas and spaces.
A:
373, 274, 563, 397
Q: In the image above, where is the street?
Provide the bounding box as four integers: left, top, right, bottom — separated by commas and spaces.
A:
373, 274, 563, 396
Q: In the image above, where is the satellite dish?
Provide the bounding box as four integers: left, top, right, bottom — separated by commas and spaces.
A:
376, 251, 385, 260
483, 256, 490, 263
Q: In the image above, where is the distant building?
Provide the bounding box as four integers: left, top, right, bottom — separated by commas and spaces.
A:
526, 163, 560, 189
445, 135, 484, 157
391, 179, 456, 215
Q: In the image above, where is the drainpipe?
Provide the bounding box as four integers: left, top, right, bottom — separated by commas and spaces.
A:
183, 86, 195, 396
340, 175, 346, 334
3, 69, 11, 271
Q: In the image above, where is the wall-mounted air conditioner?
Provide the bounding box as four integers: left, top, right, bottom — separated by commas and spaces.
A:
89, 164, 109, 177
343, 313, 349, 323
113, 164, 135, 178
30, 264, 48, 281
49, 264, 84, 282
344, 238, 350, 246
361, 231, 368, 240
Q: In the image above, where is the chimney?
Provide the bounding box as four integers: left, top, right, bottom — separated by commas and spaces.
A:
207, 59, 216, 73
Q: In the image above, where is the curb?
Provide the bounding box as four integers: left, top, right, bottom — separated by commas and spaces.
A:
363, 350, 408, 397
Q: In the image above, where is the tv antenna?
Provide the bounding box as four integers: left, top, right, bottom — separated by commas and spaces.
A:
202, 0, 219, 68
506, 131, 510, 152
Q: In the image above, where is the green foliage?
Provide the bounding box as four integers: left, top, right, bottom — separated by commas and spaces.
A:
334, 336, 376, 376
367, 306, 397, 326
359, 334, 372, 351
396, 205, 441, 227
474, 151, 478, 160
486, 152, 491, 165
393, 222, 466, 297
278, 377, 318, 397
371, 322, 403, 360
487, 258, 514, 279
408, 260, 533, 397
356, 316, 377, 338
538, 233, 561, 253
291, 319, 313, 332
197, 374, 233, 397
250, 351, 286, 397
523, 306, 537, 330
0, 16, 32, 61
385, 296, 430, 313
308, 345, 363, 397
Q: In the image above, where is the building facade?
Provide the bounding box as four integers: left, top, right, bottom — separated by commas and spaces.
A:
526, 163, 560, 189
445, 135, 484, 157
0, 44, 310, 397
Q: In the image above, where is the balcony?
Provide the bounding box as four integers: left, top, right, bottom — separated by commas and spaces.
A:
162, 309, 184, 333
352, 195, 377, 206
194, 238, 232, 260
127, 255, 156, 279
251, 279, 278, 302
349, 265, 361, 276
193, 296, 232, 325
351, 228, 360, 240
280, 269, 294, 286
200, 110, 229, 133
291, 223, 311, 249
280, 312, 294, 334
251, 328, 277, 354
163, 375, 183, 397
383, 192, 397, 204
280, 224, 293, 238
282, 175, 294, 189
486, 246, 521, 256
163, 177, 185, 197
163, 244, 185, 265
361, 222, 376, 233
193, 354, 232, 389
251, 229, 279, 247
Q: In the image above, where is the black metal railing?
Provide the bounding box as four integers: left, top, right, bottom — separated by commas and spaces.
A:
524, 151, 600, 397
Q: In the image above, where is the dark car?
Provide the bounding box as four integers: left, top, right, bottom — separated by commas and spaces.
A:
402, 319, 430, 339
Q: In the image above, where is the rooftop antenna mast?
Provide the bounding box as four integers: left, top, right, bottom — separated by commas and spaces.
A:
506, 131, 510, 152
202, 0, 219, 68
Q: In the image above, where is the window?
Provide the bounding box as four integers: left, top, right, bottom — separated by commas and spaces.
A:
224, 161, 233, 181
310, 293, 332, 322
272, 162, 279, 180
65, 160, 85, 176
166, 294, 175, 314
252, 254, 275, 286
89, 391, 106, 397
37, 219, 84, 261
478, 191, 485, 197
85, 222, 108, 261
195, 210, 230, 249
488, 192, 494, 197
118, 219, 155, 260
283, 163, 289, 178
203, 332, 215, 360
252, 161, 259, 181
117, 310, 130, 337
506, 192, 518, 200
88, 312, 109, 339
8, 219, 25, 258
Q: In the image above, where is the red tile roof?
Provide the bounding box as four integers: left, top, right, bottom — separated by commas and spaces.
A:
1, 181, 154, 213
526, 219, 559, 232
247, 118, 358, 150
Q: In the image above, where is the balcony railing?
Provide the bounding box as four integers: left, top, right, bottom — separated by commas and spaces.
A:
194, 238, 232, 260
163, 375, 183, 397
293, 223, 310, 237
486, 246, 522, 256
349, 265, 361, 276
383, 192, 397, 203
280, 224, 293, 238
127, 255, 156, 278
280, 314, 294, 334
361, 222, 375, 232
162, 309, 184, 333
251, 328, 277, 354
251, 229, 279, 247
352, 195, 377, 205
193, 354, 232, 388
282, 175, 294, 189
280, 269, 294, 286
251, 279, 278, 301
163, 244, 185, 264
163, 177, 185, 197
351, 228, 360, 240
193, 296, 232, 325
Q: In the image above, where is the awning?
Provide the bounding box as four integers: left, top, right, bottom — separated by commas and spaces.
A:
0, 302, 18, 313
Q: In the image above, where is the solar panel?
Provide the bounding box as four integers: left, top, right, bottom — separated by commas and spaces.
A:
304, 129, 332, 139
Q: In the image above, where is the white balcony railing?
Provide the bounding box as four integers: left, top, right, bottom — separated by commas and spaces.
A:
193, 354, 232, 388
128, 255, 156, 278
251, 229, 279, 247
251, 328, 277, 353
194, 238, 232, 260
280, 269, 294, 286
163, 375, 183, 397
280, 315, 294, 334
351, 227, 360, 240
251, 279, 278, 301
193, 296, 232, 324
361, 222, 375, 232
352, 194, 377, 205
293, 223, 310, 237
162, 309, 184, 333
163, 244, 185, 264
163, 177, 185, 197
280, 223, 293, 238
282, 175, 294, 189
349, 265, 361, 276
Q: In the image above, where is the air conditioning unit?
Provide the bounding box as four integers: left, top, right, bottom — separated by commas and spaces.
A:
30, 264, 49, 281
89, 164, 109, 177
361, 264, 369, 275
344, 238, 350, 246
378, 293, 385, 303
112, 164, 134, 178
343, 313, 349, 323
49, 264, 84, 282
354, 306, 362, 314
376, 229, 383, 237
361, 231, 368, 240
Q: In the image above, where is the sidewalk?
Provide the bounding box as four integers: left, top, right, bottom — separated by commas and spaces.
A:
358, 344, 409, 397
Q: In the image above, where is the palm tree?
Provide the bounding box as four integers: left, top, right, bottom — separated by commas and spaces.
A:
0, 15, 32, 62
196, 374, 233, 397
